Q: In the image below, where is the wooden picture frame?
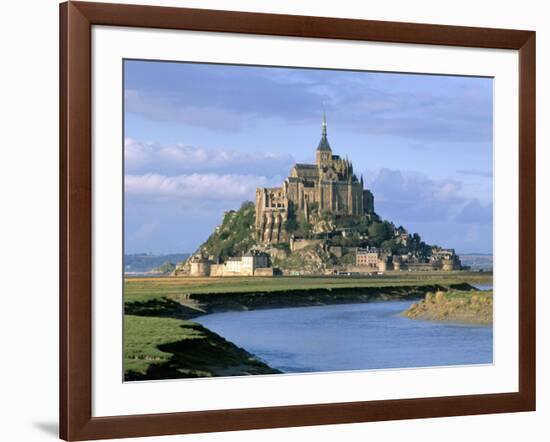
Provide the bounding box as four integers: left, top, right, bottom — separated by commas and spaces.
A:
59, 1, 536, 440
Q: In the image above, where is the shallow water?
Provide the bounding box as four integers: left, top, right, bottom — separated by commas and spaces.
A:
195, 301, 493, 373
473, 284, 493, 291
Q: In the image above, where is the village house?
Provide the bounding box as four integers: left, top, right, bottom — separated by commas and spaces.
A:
355, 246, 462, 272
356, 247, 382, 268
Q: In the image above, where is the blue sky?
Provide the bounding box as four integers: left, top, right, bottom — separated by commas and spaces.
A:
124, 60, 493, 255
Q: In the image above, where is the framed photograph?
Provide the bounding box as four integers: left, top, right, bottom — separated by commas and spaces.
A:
60, 1, 536, 440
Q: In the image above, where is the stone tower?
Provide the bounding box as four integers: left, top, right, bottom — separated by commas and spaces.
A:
316, 111, 332, 168
255, 112, 376, 244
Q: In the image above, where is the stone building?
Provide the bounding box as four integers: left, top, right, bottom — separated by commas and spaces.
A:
377, 256, 390, 272
354, 246, 462, 272
356, 247, 381, 268
188, 250, 271, 277
393, 226, 410, 246
241, 250, 270, 275
189, 254, 211, 277
224, 257, 244, 275
255, 113, 375, 244
441, 257, 460, 271
392, 255, 402, 271
431, 247, 462, 270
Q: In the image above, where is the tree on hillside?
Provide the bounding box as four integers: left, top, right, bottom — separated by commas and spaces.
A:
239, 201, 255, 211
203, 201, 256, 260
284, 201, 298, 232
380, 239, 397, 252
368, 221, 393, 245
297, 218, 313, 238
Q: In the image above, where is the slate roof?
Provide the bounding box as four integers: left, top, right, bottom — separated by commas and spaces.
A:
317, 134, 332, 151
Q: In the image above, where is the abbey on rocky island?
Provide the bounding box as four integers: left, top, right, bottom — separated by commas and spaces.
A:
255, 113, 375, 244
179, 113, 463, 278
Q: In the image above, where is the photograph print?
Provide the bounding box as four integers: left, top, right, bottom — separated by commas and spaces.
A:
123, 60, 493, 382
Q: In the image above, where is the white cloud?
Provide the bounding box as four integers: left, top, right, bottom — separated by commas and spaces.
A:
125, 173, 279, 203
361, 168, 492, 252
124, 138, 294, 177
433, 182, 462, 201
364, 168, 464, 223
364, 168, 492, 228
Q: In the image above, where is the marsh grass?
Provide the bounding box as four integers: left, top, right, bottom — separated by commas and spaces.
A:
124, 315, 279, 380
124, 272, 492, 303
124, 315, 204, 375
405, 289, 493, 325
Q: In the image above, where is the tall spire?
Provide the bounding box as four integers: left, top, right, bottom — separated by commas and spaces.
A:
317, 107, 332, 152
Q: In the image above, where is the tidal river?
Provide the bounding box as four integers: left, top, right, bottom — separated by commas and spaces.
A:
195, 300, 493, 373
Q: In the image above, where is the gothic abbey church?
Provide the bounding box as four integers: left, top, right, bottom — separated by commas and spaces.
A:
255, 114, 375, 244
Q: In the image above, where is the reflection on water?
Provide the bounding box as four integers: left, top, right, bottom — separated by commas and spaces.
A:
195, 301, 493, 374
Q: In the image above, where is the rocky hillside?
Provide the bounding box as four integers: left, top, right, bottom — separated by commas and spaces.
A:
271, 243, 334, 274
201, 201, 257, 261
184, 199, 439, 273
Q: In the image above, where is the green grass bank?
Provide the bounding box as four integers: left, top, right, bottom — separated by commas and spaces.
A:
125, 315, 280, 381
